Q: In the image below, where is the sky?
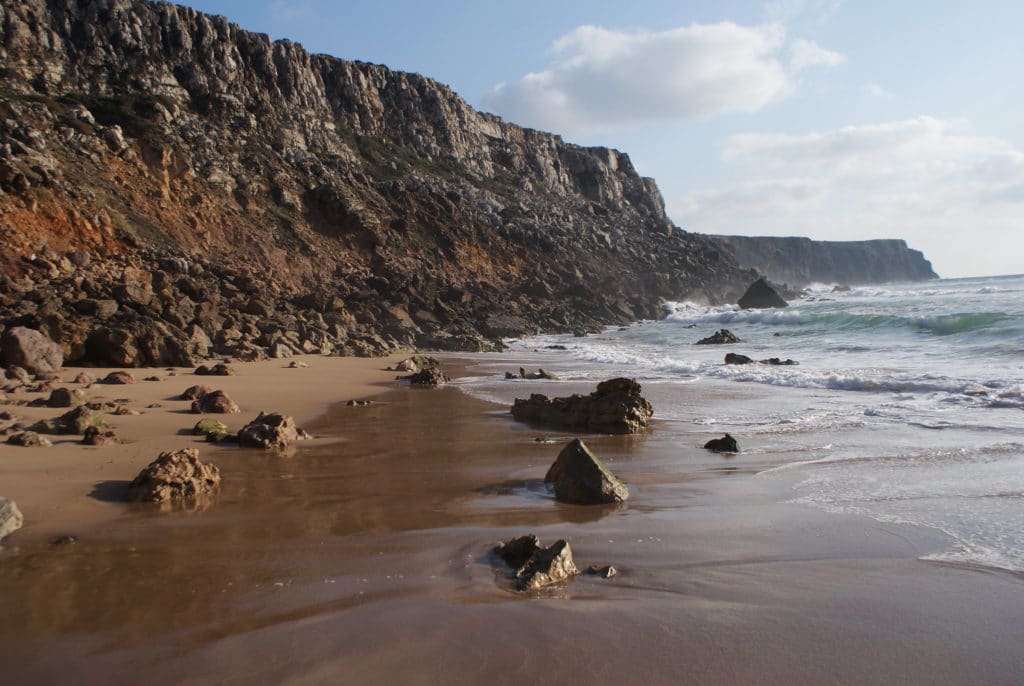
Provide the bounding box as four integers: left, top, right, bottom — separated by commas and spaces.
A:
178, 0, 1024, 278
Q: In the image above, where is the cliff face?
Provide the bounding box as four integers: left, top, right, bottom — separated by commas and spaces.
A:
0, 0, 755, 364
713, 236, 938, 287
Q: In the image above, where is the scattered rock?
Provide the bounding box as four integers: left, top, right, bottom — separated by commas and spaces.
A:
346, 399, 373, 406
192, 418, 229, 439
760, 357, 798, 366
287, 360, 308, 368
511, 378, 652, 434
99, 371, 136, 385
30, 405, 106, 435
73, 372, 95, 385
508, 367, 559, 380
725, 353, 754, 365
704, 434, 740, 453
402, 367, 449, 385
584, 564, 617, 579
494, 535, 580, 591
82, 426, 120, 446
544, 438, 629, 505
6, 431, 52, 447
545, 345, 568, 350
126, 448, 221, 504
195, 363, 233, 376
51, 535, 78, 546
238, 412, 301, 450
190, 390, 240, 414
696, 329, 742, 345
1, 498, 24, 541
144, 376, 162, 382
0, 327, 63, 374
179, 384, 211, 400
46, 387, 86, 407
738, 277, 789, 309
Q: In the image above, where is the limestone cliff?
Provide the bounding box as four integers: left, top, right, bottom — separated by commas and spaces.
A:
713, 235, 938, 287
0, 0, 755, 364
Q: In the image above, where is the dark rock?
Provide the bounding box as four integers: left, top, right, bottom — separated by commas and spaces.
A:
545, 345, 568, 350
346, 399, 373, 406
46, 387, 86, 407
195, 363, 233, 376
544, 438, 629, 505
584, 564, 617, 579
725, 353, 754, 365
760, 357, 799, 366
51, 535, 78, 545
179, 384, 211, 400
738, 277, 789, 309
832, 284, 851, 293
1, 327, 63, 373
402, 367, 449, 385
126, 448, 221, 504
696, 329, 742, 345
5, 366, 32, 384
493, 535, 580, 591
512, 367, 559, 380
6, 431, 52, 447
99, 371, 135, 385
1, 498, 24, 541
82, 426, 120, 446
238, 412, 301, 450
190, 390, 240, 414
704, 433, 740, 453
511, 378, 652, 434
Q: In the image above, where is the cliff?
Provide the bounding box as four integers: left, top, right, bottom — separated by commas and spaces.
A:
713, 236, 938, 287
0, 0, 755, 365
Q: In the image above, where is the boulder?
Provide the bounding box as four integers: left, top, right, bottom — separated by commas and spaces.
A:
724, 353, 754, 365
493, 535, 580, 591
0, 498, 24, 541
510, 367, 559, 380
82, 426, 120, 446
388, 355, 440, 373
74, 372, 95, 385
238, 412, 300, 450
760, 357, 799, 366
30, 405, 106, 435
195, 363, 233, 376
511, 378, 652, 434
1, 326, 63, 373
190, 390, 240, 414
704, 434, 740, 453
584, 564, 618, 579
126, 448, 221, 504
544, 438, 629, 505
46, 387, 86, 407
99, 371, 135, 385
179, 384, 211, 400
7, 431, 52, 447
402, 367, 449, 385
696, 329, 742, 345
738, 277, 789, 309
192, 418, 228, 439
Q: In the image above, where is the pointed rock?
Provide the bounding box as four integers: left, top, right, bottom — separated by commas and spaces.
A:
738, 277, 789, 309
545, 438, 629, 505
126, 448, 221, 503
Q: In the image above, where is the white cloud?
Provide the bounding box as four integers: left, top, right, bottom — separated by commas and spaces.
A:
789, 38, 845, 69
483, 22, 842, 134
863, 82, 892, 98
674, 118, 1024, 277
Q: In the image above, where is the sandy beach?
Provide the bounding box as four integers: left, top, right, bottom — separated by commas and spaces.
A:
1, 353, 1023, 685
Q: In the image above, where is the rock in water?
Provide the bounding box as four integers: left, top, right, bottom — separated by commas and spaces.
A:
511, 378, 652, 434
402, 368, 449, 385
126, 448, 221, 503
0, 498, 24, 541
725, 353, 754, 365
704, 434, 740, 453
493, 535, 580, 591
0, 327, 63, 374
760, 357, 799, 366
190, 390, 240, 414
738, 277, 789, 309
696, 329, 742, 345
238, 412, 300, 450
544, 438, 629, 504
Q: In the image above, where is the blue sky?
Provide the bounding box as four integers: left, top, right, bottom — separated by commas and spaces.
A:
178, 1, 1024, 278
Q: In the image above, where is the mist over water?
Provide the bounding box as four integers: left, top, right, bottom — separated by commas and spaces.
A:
461, 274, 1024, 571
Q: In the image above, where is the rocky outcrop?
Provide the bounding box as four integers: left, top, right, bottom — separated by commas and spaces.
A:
493, 535, 580, 591
0, 0, 757, 366
738, 277, 788, 309
714, 236, 938, 287
545, 438, 629, 505
402, 368, 449, 385
511, 378, 652, 434
0, 497, 24, 541
696, 329, 742, 345
126, 448, 220, 503
0, 326, 62, 373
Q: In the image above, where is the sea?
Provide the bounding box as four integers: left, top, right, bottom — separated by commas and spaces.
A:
454, 273, 1024, 573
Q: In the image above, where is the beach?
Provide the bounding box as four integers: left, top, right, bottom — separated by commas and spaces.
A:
2, 352, 1023, 685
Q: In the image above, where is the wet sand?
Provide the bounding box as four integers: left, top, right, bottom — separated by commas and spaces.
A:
1, 357, 1023, 685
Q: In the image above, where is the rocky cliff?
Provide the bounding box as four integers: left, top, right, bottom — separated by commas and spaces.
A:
713, 236, 938, 287
0, 0, 756, 366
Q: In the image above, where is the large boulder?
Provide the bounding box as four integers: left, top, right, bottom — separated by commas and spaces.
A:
738, 277, 789, 309
126, 448, 221, 503
190, 390, 240, 414
0, 498, 24, 541
511, 378, 652, 434
494, 535, 580, 591
0, 327, 63, 373
544, 438, 629, 504
46, 387, 86, 407
238, 412, 300, 450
